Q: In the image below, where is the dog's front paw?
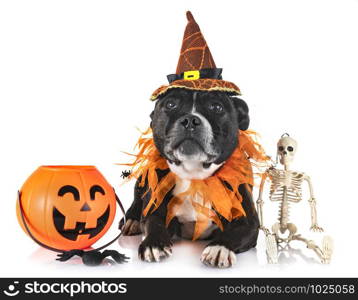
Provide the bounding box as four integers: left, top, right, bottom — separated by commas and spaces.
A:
201, 245, 237, 268
138, 236, 172, 262
120, 219, 142, 236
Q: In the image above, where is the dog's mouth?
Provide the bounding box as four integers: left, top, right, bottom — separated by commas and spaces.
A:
166, 138, 217, 169
174, 138, 203, 155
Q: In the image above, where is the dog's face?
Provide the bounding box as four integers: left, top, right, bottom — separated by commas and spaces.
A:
150, 89, 250, 179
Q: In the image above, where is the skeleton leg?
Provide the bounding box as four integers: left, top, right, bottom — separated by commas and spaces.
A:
265, 232, 278, 264
257, 223, 278, 264
292, 234, 333, 264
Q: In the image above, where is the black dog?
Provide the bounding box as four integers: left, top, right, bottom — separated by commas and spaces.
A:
120, 89, 259, 268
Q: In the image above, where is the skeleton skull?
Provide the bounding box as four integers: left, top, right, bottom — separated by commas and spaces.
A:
277, 134, 297, 167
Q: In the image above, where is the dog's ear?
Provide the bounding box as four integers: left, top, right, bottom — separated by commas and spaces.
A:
150, 111, 154, 128
231, 97, 250, 130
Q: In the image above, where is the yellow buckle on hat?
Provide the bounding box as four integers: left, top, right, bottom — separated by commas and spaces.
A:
183, 70, 200, 80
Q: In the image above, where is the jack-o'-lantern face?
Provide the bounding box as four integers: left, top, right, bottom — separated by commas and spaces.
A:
53, 184, 110, 241
17, 166, 117, 250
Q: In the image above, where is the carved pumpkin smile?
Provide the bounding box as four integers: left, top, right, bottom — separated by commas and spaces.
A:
53, 205, 110, 241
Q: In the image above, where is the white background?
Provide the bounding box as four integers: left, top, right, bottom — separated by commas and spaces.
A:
0, 0, 357, 277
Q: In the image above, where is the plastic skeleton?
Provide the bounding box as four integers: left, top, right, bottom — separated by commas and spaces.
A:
256, 134, 333, 264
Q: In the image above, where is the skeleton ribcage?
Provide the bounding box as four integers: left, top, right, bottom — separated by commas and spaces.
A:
268, 169, 304, 202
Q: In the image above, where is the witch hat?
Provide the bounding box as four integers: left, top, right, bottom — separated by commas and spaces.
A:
151, 11, 241, 100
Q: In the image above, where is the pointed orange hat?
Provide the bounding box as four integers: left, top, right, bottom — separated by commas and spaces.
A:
150, 11, 241, 100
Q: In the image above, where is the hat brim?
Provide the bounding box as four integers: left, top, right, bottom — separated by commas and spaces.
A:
150, 79, 241, 100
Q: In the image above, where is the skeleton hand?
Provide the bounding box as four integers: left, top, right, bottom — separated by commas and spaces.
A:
310, 224, 324, 232
259, 226, 271, 236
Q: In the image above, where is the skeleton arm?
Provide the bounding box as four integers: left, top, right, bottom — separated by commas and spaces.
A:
304, 174, 323, 232
256, 171, 270, 234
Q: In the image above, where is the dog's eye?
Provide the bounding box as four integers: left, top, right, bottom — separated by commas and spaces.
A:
165, 100, 177, 110
208, 103, 223, 113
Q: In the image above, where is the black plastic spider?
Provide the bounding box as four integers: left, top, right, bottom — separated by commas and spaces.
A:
121, 170, 131, 179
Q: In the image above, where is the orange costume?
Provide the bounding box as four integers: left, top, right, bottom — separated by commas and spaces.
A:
125, 129, 268, 240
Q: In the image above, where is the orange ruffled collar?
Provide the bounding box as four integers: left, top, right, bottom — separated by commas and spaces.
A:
125, 128, 268, 240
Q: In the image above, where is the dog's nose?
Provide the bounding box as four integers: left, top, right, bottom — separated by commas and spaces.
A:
180, 115, 201, 131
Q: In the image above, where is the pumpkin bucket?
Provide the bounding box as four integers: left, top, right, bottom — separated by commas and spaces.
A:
16, 165, 128, 266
